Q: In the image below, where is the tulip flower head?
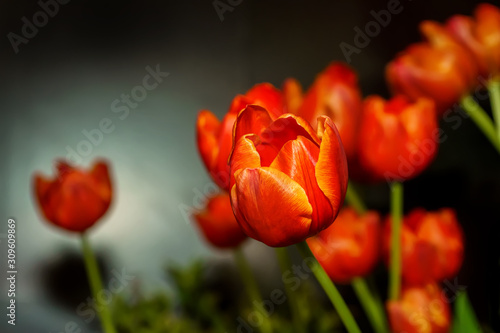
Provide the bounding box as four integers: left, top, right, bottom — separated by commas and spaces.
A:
383, 208, 464, 285
197, 83, 284, 191
229, 105, 348, 247
358, 95, 438, 182
33, 159, 113, 233
193, 193, 247, 249
387, 283, 451, 333
386, 21, 478, 115
447, 3, 500, 79
307, 207, 381, 283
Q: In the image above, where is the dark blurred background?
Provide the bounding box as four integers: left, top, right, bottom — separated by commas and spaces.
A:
1, 0, 500, 332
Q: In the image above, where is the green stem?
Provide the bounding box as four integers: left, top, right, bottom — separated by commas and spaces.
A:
234, 248, 273, 333
275, 247, 305, 333
460, 95, 500, 154
388, 182, 403, 301
296, 241, 361, 333
81, 233, 116, 333
488, 79, 500, 142
345, 182, 367, 214
351, 278, 389, 333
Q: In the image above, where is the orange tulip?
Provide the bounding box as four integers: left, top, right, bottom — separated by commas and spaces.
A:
386, 21, 478, 115
387, 283, 451, 333
193, 193, 247, 249
229, 105, 348, 247
33, 159, 112, 232
197, 83, 284, 191
447, 3, 500, 78
357, 95, 438, 182
294, 62, 363, 161
383, 208, 464, 285
307, 207, 381, 283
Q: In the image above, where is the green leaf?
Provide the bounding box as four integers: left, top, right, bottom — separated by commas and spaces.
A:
451, 292, 482, 333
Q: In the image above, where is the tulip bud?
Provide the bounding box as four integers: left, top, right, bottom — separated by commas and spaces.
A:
196, 83, 284, 191
33, 159, 113, 232
358, 95, 438, 182
446, 3, 500, 79
387, 283, 451, 333
307, 207, 381, 283
229, 105, 348, 247
386, 21, 478, 115
193, 193, 247, 249
383, 208, 464, 285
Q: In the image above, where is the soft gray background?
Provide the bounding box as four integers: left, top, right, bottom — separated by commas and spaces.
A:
1, 0, 499, 332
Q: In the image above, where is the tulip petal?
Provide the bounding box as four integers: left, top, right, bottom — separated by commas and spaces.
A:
90, 160, 113, 202
315, 117, 348, 217
232, 105, 273, 149
34, 174, 56, 222
282, 78, 303, 115
245, 83, 284, 119
262, 113, 321, 148
193, 193, 247, 249
269, 136, 333, 234
229, 134, 262, 189
231, 167, 313, 247
228, 95, 252, 115
196, 110, 220, 171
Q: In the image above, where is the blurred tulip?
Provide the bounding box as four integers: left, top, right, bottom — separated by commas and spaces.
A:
307, 207, 381, 283
229, 105, 348, 247
387, 21, 478, 115
383, 208, 464, 285
294, 62, 363, 161
193, 193, 247, 249
197, 83, 284, 190
447, 3, 500, 79
358, 95, 438, 182
387, 283, 451, 333
33, 159, 112, 232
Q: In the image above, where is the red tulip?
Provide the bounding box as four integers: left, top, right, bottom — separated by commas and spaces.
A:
447, 3, 500, 78
357, 95, 438, 182
197, 83, 284, 191
193, 193, 247, 249
33, 159, 113, 232
387, 283, 451, 333
294, 62, 363, 161
229, 105, 348, 247
386, 21, 478, 115
383, 208, 464, 285
307, 207, 381, 283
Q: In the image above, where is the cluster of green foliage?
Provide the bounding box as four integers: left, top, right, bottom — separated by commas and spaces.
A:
111, 260, 343, 333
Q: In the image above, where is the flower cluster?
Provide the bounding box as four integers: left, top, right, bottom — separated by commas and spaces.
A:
30, 3, 500, 333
